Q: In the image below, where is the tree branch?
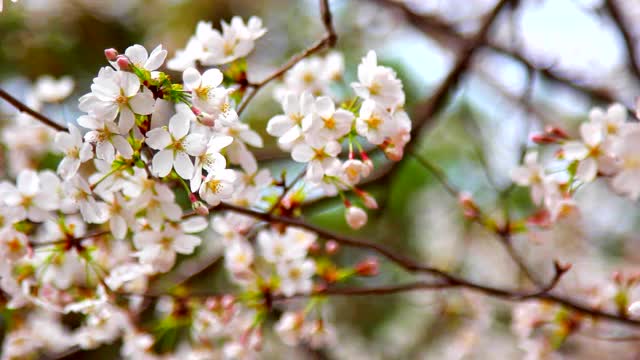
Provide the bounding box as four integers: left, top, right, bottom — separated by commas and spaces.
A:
0, 88, 67, 131
375, 0, 620, 105
604, 0, 640, 81
236, 0, 337, 115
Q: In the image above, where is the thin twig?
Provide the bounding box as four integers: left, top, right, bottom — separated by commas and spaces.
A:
236, 0, 337, 115
0, 88, 67, 131
268, 166, 306, 214
604, 0, 640, 81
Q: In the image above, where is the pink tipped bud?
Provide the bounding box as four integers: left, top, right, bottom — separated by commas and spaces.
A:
104, 48, 119, 61
355, 258, 379, 276
116, 55, 131, 70
545, 125, 569, 139
309, 242, 321, 254
360, 149, 371, 163
345, 205, 367, 229
190, 106, 202, 116
613, 271, 623, 285
458, 192, 479, 219
221, 294, 235, 309
205, 297, 219, 310
325, 240, 339, 254
355, 189, 378, 209
384, 145, 404, 161
531, 133, 558, 144
192, 201, 209, 216
197, 113, 216, 127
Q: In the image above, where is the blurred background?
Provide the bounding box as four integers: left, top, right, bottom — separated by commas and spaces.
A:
3, 0, 640, 358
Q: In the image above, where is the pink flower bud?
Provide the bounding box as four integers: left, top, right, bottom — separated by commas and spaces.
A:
458, 192, 479, 219
345, 206, 367, 229
205, 297, 219, 310
190, 106, 202, 116
531, 133, 558, 144
192, 201, 210, 216
309, 242, 321, 254
384, 146, 404, 161
355, 189, 378, 209
325, 240, 339, 254
197, 113, 216, 127
545, 125, 569, 139
355, 258, 379, 276
116, 55, 131, 70
104, 48, 119, 61
221, 294, 235, 309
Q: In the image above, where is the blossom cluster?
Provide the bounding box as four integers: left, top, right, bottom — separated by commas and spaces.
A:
511, 103, 640, 223
0, 13, 410, 359
268, 50, 411, 228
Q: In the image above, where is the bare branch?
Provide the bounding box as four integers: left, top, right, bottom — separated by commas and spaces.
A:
604, 0, 640, 81
237, 0, 337, 115
0, 88, 67, 131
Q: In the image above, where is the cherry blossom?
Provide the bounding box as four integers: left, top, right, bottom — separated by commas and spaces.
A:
145, 106, 205, 179
89, 69, 155, 133
54, 124, 93, 180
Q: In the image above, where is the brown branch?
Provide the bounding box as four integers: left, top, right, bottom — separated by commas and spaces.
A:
375, 0, 619, 105
406, 0, 510, 145
275, 271, 570, 302
0, 88, 67, 131
236, 0, 337, 115
604, 0, 640, 81
268, 166, 306, 214
189, 202, 640, 326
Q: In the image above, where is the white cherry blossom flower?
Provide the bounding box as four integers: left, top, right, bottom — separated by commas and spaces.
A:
275, 312, 305, 346
145, 106, 206, 179
204, 16, 265, 65
3, 169, 60, 222
89, 69, 155, 133
54, 124, 93, 180
511, 151, 546, 205
277, 259, 315, 297
183, 68, 236, 123
0, 227, 29, 262
123, 44, 167, 72
104, 192, 135, 240
224, 239, 254, 275
258, 229, 306, 263
191, 134, 233, 192
356, 99, 392, 145
342, 159, 372, 185
291, 139, 341, 179
34, 75, 74, 103
78, 115, 133, 164
303, 96, 354, 142
610, 128, 640, 200
61, 175, 108, 223
267, 92, 314, 148
133, 223, 202, 273
199, 169, 237, 206
167, 37, 205, 71
351, 50, 404, 109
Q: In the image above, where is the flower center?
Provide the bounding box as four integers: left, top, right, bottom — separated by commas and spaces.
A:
195, 86, 210, 100
288, 267, 301, 280
223, 41, 236, 57
366, 116, 382, 129
323, 116, 336, 129
369, 82, 382, 95
116, 95, 128, 105
207, 179, 222, 194
302, 72, 315, 84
